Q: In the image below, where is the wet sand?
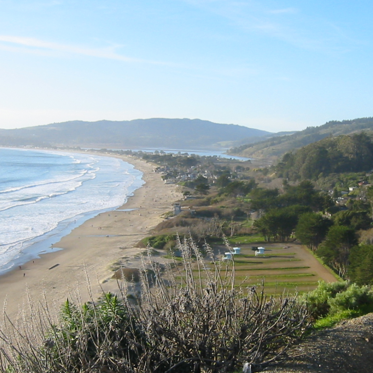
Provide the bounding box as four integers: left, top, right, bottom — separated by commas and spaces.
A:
0, 154, 181, 319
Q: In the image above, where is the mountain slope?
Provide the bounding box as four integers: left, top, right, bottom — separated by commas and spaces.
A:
228, 117, 373, 159
0, 118, 271, 149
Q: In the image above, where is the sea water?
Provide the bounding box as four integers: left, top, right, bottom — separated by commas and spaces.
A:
0, 148, 143, 274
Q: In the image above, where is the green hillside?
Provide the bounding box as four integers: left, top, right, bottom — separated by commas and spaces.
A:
275, 132, 373, 181
228, 117, 373, 159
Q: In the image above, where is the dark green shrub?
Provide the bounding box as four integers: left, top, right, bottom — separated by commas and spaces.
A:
329, 283, 373, 315
302, 281, 350, 318
138, 234, 175, 250
303, 281, 373, 320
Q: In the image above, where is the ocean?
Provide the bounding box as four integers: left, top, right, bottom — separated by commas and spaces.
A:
0, 148, 144, 275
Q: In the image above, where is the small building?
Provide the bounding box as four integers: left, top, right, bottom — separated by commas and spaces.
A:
173, 203, 182, 215
255, 247, 265, 256
222, 248, 241, 261
233, 247, 241, 254
222, 252, 232, 261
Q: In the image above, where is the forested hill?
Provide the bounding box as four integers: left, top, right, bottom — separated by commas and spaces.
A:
228, 117, 373, 159
275, 132, 373, 181
0, 118, 271, 149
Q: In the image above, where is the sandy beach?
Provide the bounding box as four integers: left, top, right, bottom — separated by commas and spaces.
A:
0, 154, 181, 319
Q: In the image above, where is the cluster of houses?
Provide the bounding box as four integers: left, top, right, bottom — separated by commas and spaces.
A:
328, 180, 371, 207
154, 164, 215, 185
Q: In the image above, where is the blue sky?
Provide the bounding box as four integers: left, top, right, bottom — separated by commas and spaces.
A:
0, 0, 372, 132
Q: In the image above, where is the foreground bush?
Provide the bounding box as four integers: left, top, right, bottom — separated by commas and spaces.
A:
303, 280, 373, 322
0, 237, 310, 372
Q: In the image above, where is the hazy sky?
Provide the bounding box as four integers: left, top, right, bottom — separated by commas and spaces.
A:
0, 1, 372, 132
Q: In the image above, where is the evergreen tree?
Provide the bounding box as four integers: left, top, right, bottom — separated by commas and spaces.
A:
195, 183, 210, 195
317, 225, 358, 278
348, 244, 373, 285
295, 212, 332, 251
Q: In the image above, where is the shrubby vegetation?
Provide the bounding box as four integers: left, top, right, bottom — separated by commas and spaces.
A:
303, 281, 373, 328
348, 244, 373, 285
0, 239, 310, 372
137, 234, 177, 250
218, 180, 256, 198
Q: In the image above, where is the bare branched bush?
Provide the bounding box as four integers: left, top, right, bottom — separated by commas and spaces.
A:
189, 216, 224, 240
0, 237, 310, 372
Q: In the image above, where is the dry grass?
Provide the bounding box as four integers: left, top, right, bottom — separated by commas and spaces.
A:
112, 267, 141, 282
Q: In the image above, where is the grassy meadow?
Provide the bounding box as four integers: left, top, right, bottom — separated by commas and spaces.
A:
172, 242, 326, 295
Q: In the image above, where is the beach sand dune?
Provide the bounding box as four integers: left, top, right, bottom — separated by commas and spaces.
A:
0, 155, 181, 319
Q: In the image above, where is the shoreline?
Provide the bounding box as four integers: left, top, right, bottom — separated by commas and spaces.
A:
0, 157, 144, 276
0, 153, 182, 319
